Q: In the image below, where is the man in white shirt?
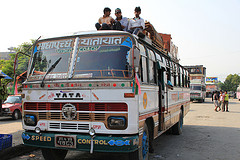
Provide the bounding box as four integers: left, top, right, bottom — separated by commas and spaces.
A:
128, 7, 145, 35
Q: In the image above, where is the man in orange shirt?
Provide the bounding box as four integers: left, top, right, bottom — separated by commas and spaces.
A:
95, 7, 115, 30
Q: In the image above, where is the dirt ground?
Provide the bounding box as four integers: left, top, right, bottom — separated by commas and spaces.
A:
10, 98, 240, 160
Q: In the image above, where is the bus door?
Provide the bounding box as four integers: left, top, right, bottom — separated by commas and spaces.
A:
157, 67, 165, 131
163, 68, 172, 130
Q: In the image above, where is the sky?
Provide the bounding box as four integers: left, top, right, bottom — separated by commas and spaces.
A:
0, 0, 240, 82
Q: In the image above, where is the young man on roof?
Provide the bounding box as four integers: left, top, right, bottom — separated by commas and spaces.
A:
128, 6, 145, 35
114, 8, 129, 31
95, 7, 115, 30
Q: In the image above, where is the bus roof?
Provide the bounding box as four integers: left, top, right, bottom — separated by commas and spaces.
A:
39, 30, 134, 41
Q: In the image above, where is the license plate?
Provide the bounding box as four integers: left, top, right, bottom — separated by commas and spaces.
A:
55, 135, 76, 148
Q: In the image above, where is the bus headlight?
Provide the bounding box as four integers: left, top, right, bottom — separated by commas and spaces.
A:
3, 108, 9, 112
107, 116, 127, 130
24, 115, 37, 126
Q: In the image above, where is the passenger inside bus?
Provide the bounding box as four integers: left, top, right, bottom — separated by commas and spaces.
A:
166, 73, 173, 90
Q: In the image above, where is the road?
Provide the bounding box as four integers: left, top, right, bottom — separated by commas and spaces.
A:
0, 117, 23, 147
7, 98, 240, 160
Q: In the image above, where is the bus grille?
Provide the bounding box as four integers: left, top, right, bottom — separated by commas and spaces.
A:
24, 102, 126, 121
24, 102, 128, 111
49, 122, 89, 130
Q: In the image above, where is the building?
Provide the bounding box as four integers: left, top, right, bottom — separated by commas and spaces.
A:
159, 33, 179, 63
0, 52, 12, 60
0, 47, 15, 60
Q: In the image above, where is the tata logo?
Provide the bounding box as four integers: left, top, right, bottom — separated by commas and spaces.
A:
54, 92, 83, 100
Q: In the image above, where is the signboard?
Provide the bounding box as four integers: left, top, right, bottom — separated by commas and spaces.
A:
206, 77, 218, 83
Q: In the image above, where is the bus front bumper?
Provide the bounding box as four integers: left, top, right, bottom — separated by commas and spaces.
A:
22, 131, 139, 153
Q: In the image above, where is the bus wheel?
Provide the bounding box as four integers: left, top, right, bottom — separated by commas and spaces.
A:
128, 123, 149, 160
172, 110, 183, 135
41, 148, 68, 160
12, 110, 20, 120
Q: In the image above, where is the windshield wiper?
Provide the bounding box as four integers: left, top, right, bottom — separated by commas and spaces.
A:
40, 57, 62, 88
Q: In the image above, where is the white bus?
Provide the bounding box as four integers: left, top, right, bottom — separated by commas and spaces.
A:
21, 31, 190, 160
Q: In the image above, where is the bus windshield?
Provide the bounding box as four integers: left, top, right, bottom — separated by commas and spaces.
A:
28, 35, 134, 80
73, 45, 132, 78
191, 85, 201, 90
28, 38, 75, 80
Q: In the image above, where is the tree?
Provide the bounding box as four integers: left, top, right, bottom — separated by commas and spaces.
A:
0, 40, 35, 97
1, 40, 34, 78
220, 74, 240, 92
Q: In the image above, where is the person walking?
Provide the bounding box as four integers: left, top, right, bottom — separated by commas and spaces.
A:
223, 91, 229, 112
213, 91, 219, 112
218, 91, 224, 111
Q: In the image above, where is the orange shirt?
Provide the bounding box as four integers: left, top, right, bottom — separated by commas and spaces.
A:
98, 16, 114, 25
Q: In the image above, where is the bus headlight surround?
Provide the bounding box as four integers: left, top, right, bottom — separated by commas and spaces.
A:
107, 116, 127, 130
24, 115, 37, 126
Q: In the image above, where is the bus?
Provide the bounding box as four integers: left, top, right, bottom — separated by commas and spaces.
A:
184, 65, 206, 103
190, 81, 206, 102
20, 30, 190, 160
237, 85, 240, 101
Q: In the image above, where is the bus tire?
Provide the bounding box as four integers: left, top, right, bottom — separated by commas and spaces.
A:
41, 148, 68, 160
128, 123, 149, 160
172, 110, 183, 135
12, 110, 20, 120
128, 150, 139, 160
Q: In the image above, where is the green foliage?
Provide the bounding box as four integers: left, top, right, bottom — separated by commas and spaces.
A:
219, 74, 240, 92
1, 40, 35, 78
0, 80, 9, 100
0, 40, 35, 98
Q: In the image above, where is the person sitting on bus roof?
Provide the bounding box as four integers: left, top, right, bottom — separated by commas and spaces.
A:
128, 6, 145, 35
95, 7, 115, 30
114, 8, 129, 31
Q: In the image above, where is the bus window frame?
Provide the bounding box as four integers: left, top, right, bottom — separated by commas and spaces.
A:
139, 43, 148, 84
146, 48, 157, 85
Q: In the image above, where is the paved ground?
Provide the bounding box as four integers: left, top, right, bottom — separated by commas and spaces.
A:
2, 98, 240, 160
0, 117, 23, 147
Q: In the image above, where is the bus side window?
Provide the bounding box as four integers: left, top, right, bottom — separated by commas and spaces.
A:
138, 57, 143, 82
148, 49, 156, 84
173, 72, 177, 86
185, 75, 188, 87
182, 68, 185, 87
141, 56, 148, 83
149, 60, 156, 84
178, 66, 181, 87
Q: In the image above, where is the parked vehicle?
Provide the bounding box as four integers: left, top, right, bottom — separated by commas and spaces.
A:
190, 83, 206, 102
1, 95, 22, 120
184, 65, 206, 103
